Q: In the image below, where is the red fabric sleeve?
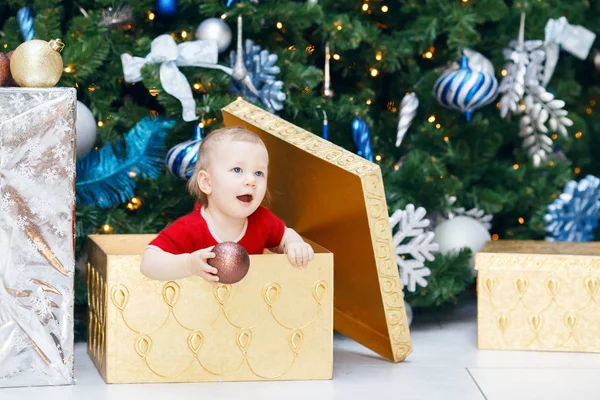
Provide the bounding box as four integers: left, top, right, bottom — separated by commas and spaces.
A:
263, 208, 286, 249
148, 217, 196, 254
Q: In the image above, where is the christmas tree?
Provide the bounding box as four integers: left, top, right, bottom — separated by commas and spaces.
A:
2, 0, 599, 339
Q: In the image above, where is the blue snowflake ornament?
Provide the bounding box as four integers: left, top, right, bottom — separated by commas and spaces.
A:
544, 175, 600, 242
229, 39, 286, 112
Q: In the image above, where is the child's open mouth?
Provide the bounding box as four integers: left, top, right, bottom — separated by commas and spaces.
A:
237, 194, 253, 203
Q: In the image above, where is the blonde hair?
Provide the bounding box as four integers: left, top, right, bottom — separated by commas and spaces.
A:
187, 126, 269, 206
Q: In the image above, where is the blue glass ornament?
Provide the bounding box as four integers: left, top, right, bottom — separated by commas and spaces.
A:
17, 8, 34, 41
544, 175, 600, 242
433, 56, 498, 122
166, 124, 204, 180
351, 116, 373, 162
155, 0, 177, 17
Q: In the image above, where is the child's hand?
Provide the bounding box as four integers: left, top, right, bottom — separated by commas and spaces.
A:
186, 246, 219, 283
285, 241, 314, 269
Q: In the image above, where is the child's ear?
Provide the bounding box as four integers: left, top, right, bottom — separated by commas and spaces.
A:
197, 170, 212, 196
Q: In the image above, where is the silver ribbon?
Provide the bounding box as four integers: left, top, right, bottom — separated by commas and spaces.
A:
543, 17, 596, 87
121, 35, 220, 122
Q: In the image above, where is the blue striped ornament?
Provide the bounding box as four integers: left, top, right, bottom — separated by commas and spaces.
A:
166, 124, 203, 179
433, 56, 498, 122
17, 7, 35, 41
351, 116, 373, 162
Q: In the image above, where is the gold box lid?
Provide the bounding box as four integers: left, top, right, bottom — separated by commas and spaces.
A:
475, 240, 600, 271
221, 99, 411, 362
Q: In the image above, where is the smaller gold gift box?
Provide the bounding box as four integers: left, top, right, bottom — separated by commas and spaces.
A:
86, 99, 411, 384
476, 240, 600, 353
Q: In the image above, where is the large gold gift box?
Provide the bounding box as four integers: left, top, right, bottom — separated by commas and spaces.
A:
87, 99, 411, 384
476, 240, 600, 353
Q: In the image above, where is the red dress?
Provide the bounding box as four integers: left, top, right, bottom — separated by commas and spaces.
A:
148, 204, 286, 255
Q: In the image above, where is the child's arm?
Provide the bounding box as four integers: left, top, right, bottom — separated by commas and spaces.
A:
141, 246, 219, 282
276, 228, 314, 269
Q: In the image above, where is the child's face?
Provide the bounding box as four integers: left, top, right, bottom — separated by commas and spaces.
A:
204, 140, 269, 219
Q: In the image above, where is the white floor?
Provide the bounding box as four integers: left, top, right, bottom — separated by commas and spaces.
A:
3, 303, 600, 399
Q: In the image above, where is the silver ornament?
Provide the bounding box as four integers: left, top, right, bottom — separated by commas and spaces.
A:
322, 41, 333, 97
396, 92, 418, 147
98, 4, 134, 28
196, 18, 232, 53
231, 15, 249, 82
594, 50, 600, 72
434, 216, 491, 275
499, 12, 573, 167
76, 101, 97, 158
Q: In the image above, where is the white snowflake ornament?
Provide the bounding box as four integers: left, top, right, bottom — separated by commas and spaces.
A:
390, 204, 439, 292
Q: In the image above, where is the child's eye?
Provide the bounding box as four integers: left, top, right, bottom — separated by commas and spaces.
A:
233, 167, 242, 173
255, 171, 264, 177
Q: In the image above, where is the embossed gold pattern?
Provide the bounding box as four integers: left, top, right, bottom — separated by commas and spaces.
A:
222, 99, 411, 362
476, 240, 600, 353
87, 234, 333, 383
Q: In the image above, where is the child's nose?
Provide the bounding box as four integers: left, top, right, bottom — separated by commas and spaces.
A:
244, 174, 256, 186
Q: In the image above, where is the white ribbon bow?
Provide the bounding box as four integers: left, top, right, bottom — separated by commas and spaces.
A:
121, 34, 224, 122
543, 17, 596, 87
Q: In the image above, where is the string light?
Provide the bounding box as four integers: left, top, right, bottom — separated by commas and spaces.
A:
366, 99, 372, 105
221, 14, 227, 19
337, 25, 342, 31
436, 124, 441, 129
362, 3, 369, 11
428, 115, 436, 123
575, 131, 583, 139
87, 86, 96, 92
549, 160, 554, 166
518, 217, 525, 224
333, 54, 340, 60
97, 121, 104, 127
492, 234, 499, 241
375, 154, 382, 161
496, 102, 500, 109
375, 51, 383, 61
181, 31, 188, 39
148, 11, 155, 20
590, 99, 597, 106
422, 46, 435, 59
3, 44, 7, 49
574, 167, 581, 174
551, 133, 558, 140
150, 110, 159, 116
193, 83, 201, 90
513, 164, 519, 170
149, 89, 159, 96
370, 68, 379, 77
126, 197, 142, 211
501, 69, 507, 76
64, 66, 74, 73
381, 5, 388, 12
102, 224, 114, 234
394, 164, 400, 171
129, 171, 137, 178
306, 44, 315, 53
586, 107, 593, 115
276, 22, 283, 29
444, 136, 449, 142
520, 104, 526, 111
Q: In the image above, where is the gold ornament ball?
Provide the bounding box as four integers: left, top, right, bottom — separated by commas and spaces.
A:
10, 39, 65, 88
